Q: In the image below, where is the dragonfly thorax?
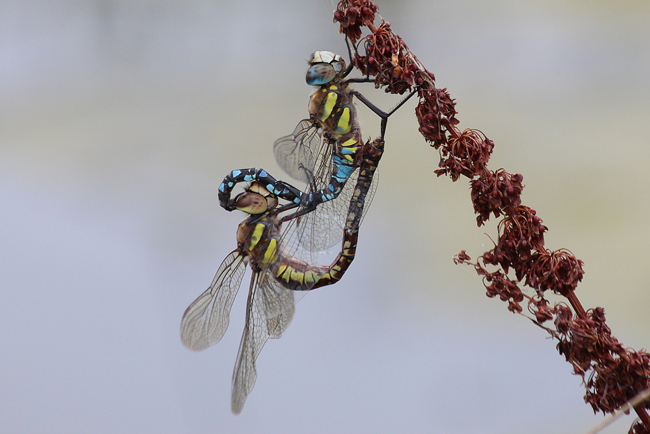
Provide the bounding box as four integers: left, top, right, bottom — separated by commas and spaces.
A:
236, 216, 280, 260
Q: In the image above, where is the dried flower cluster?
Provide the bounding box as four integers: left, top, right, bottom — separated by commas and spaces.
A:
335, 0, 460, 149
471, 168, 521, 224
334, 1, 650, 430
334, 0, 378, 44
554, 307, 650, 415
482, 206, 548, 277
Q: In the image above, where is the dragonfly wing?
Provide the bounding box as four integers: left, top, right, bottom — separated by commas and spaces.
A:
259, 274, 298, 339
293, 165, 379, 253
180, 250, 247, 351
231, 272, 268, 414
230, 269, 304, 414
276, 120, 380, 254
273, 120, 325, 183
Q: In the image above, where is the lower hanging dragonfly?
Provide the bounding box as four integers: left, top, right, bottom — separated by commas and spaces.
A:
181, 137, 383, 414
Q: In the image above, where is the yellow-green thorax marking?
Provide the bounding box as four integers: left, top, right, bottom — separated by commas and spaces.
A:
309, 83, 358, 141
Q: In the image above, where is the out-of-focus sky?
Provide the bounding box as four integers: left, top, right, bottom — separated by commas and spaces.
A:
1, 1, 649, 433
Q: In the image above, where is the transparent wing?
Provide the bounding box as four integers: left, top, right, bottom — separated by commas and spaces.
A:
293, 163, 379, 254
180, 250, 247, 351
274, 120, 378, 252
260, 275, 298, 339
273, 120, 325, 183
230, 271, 300, 414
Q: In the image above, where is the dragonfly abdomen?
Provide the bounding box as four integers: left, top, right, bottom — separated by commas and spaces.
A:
272, 227, 358, 291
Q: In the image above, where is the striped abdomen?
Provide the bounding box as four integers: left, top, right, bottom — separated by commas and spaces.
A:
272, 228, 358, 291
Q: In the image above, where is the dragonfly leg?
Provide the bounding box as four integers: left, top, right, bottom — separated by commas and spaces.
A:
342, 36, 356, 78
277, 178, 345, 224
348, 88, 418, 139
278, 201, 316, 224
341, 36, 372, 81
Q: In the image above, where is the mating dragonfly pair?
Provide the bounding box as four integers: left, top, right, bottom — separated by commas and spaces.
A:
181, 48, 415, 413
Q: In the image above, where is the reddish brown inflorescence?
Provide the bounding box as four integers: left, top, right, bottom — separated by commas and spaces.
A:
482, 206, 547, 278
470, 168, 522, 224
526, 249, 584, 297
555, 307, 650, 416
334, 0, 650, 428
335, 1, 459, 148
334, 0, 378, 44
415, 88, 459, 148
432, 128, 493, 181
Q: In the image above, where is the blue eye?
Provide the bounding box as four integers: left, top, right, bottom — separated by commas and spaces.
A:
306, 64, 336, 85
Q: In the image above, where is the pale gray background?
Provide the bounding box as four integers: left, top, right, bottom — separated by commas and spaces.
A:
1, 0, 649, 433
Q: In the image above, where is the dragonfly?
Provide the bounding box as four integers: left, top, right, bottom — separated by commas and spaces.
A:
219, 49, 415, 252
181, 137, 384, 414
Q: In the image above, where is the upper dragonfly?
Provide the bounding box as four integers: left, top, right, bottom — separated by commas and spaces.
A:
218, 48, 415, 252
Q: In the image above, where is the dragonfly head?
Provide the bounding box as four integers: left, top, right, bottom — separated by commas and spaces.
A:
306, 51, 346, 86
235, 183, 278, 214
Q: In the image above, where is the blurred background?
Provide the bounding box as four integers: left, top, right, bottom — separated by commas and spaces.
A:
1, 0, 649, 432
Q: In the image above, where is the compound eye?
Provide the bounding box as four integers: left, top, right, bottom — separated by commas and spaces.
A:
236, 192, 268, 214
306, 63, 336, 86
